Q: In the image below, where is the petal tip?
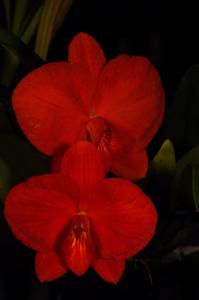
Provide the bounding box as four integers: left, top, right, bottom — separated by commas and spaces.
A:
68, 32, 106, 78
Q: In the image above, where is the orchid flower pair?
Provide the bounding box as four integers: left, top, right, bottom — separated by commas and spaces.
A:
4, 33, 164, 283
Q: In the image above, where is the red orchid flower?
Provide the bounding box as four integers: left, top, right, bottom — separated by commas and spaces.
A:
12, 32, 164, 180
4, 142, 157, 284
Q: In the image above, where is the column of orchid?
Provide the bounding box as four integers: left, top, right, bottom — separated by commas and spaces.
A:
4, 33, 164, 284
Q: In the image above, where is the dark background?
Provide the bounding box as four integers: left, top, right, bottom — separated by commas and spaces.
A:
49, 0, 199, 106
1, 0, 199, 299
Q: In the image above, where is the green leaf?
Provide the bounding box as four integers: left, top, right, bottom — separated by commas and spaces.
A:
20, 4, 43, 44
171, 145, 199, 211
148, 140, 176, 212
0, 26, 43, 70
192, 166, 199, 212
52, 0, 74, 39
12, 0, 28, 35
35, 0, 62, 59
164, 65, 199, 149
0, 49, 20, 87
19, 0, 43, 39
35, 0, 74, 60
0, 26, 44, 86
150, 139, 176, 177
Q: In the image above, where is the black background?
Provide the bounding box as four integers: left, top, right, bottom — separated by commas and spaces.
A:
49, 0, 199, 105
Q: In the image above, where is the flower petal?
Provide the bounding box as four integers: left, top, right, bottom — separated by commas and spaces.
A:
68, 32, 106, 79
61, 141, 106, 209
90, 179, 157, 259
26, 173, 78, 201
93, 258, 125, 284
111, 149, 148, 180
69, 64, 97, 113
12, 62, 87, 155
4, 174, 77, 251
35, 251, 67, 282
51, 144, 69, 173
93, 55, 164, 150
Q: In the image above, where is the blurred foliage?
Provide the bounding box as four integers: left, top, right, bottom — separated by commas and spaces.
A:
0, 0, 74, 87
164, 65, 199, 151
170, 146, 199, 212
149, 139, 176, 190
0, 0, 44, 87
35, 0, 74, 60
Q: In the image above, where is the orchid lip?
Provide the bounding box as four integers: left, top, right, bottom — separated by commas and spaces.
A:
83, 117, 113, 171
85, 116, 111, 148
71, 214, 89, 241
77, 211, 87, 215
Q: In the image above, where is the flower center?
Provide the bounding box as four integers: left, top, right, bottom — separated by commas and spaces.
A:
85, 117, 113, 169
86, 117, 111, 153
86, 117, 111, 149
71, 214, 90, 249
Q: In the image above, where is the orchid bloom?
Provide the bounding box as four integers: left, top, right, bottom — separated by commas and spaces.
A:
5, 142, 157, 283
12, 32, 164, 179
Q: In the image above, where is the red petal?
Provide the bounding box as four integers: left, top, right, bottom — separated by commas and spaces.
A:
36, 251, 67, 282
61, 141, 106, 210
51, 144, 69, 173
69, 64, 96, 112
68, 32, 106, 79
26, 174, 79, 205
111, 149, 148, 180
93, 258, 125, 284
12, 62, 87, 155
90, 179, 157, 259
4, 174, 77, 251
93, 55, 164, 150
